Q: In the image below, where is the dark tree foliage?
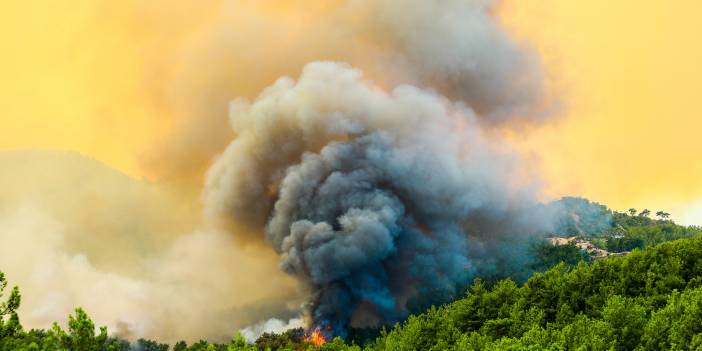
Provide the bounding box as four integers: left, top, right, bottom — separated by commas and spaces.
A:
136, 338, 169, 351
255, 327, 304, 351
606, 236, 645, 252
528, 242, 590, 272
345, 328, 381, 347
172, 340, 188, 351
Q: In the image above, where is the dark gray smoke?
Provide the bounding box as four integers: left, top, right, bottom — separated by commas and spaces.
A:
204, 60, 550, 336
271, 133, 477, 335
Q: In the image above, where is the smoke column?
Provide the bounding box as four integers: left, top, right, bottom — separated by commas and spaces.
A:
0, 0, 557, 342
204, 1, 552, 336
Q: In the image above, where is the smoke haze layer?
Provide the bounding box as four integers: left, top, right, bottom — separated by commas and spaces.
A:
140, 0, 549, 179
0, 151, 301, 342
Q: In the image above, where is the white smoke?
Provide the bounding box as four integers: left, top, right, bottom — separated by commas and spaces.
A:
239, 317, 304, 343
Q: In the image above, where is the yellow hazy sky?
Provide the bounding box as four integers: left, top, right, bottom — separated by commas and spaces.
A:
499, 0, 702, 223
1, 1, 701, 223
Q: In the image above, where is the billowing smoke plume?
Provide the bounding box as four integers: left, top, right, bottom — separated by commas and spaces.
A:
349, 0, 545, 120
205, 59, 546, 335
198, 0, 555, 338
198, 0, 554, 337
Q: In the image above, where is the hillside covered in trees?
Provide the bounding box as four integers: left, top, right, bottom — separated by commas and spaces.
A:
2, 204, 702, 350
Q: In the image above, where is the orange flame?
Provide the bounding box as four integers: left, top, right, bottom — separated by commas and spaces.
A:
306, 328, 327, 347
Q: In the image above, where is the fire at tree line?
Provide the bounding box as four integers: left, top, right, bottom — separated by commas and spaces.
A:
2, 198, 702, 350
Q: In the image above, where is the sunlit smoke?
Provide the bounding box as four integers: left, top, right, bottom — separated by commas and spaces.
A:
0, 151, 300, 343
239, 317, 304, 343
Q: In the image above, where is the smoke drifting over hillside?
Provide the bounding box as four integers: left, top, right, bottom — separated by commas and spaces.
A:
0, 151, 300, 342
0, 0, 561, 343
202, 0, 553, 337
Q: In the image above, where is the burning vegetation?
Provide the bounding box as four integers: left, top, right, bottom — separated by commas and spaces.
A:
305, 328, 327, 347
